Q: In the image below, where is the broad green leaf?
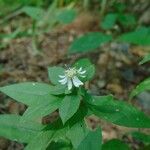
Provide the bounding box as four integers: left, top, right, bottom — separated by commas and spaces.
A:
22, 6, 45, 21
44, 118, 63, 131
47, 106, 88, 149
89, 95, 150, 128
47, 127, 69, 148
26, 120, 68, 150
130, 78, 150, 98
66, 103, 89, 127
48, 67, 65, 85
139, 54, 150, 65
49, 85, 66, 95
118, 14, 136, 27
102, 139, 131, 150
47, 141, 72, 150
131, 132, 150, 144
22, 95, 61, 121
0, 115, 43, 143
59, 94, 81, 124
101, 13, 117, 30
118, 27, 150, 46
69, 32, 112, 53
77, 128, 102, 150
25, 130, 53, 150
56, 9, 77, 24
43, 118, 69, 142
74, 58, 95, 82
0, 82, 55, 106
66, 121, 89, 149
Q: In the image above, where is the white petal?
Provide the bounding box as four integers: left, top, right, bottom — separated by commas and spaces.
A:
78, 69, 86, 74
72, 76, 83, 87
59, 77, 67, 84
67, 79, 72, 90
80, 75, 86, 78
59, 77, 67, 82
59, 75, 66, 78
78, 67, 82, 72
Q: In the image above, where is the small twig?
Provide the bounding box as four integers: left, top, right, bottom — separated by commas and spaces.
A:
0, 7, 23, 25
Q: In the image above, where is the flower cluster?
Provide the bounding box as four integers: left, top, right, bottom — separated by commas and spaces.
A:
59, 67, 86, 90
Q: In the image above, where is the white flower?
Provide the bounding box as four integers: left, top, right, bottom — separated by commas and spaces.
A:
58, 67, 86, 90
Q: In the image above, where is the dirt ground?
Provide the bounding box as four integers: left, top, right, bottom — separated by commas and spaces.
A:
0, 13, 150, 150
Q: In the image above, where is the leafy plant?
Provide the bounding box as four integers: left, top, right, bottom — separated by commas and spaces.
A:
68, 2, 139, 54
100, 13, 118, 30
22, 6, 45, 21
128, 53, 150, 149
0, 1, 77, 51
69, 26, 150, 55
0, 58, 150, 150
119, 27, 150, 46
100, 2, 136, 30
56, 9, 77, 24
69, 32, 112, 53
130, 53, 150, 98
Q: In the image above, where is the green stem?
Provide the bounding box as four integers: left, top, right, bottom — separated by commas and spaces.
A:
100, 0, 107, 20
0, 8, 23, 25
83, 0, 90, 10
31, 20, 39, 55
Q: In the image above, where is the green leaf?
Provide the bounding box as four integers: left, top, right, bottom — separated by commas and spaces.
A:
48, 66, 65, 85
131, 132, 150, 144
0, 82, 55, 106
118, 27, 150, 46
66, 104, 88, 127
69, 32, 112, 53
49, 85, 66, 95
25, 120, 68, 150
25, 130, 53, 150
66, 121, 88, 149
22, 95, 61, 121
67, 120, 102, 150
130, 78, 150, 98
74, 58, 95, 81
118, 14, 136, 27
22, 6, 45, 21
139, 53, 150, 65
56, 9, 77, 24
102, 139, 131, 150
101, 13, 117, 30
59, 94, 81, 124
89, 95, 150, 128
0, 114, 43, 143
77, 128, 102, 150
47, 141, 72, 150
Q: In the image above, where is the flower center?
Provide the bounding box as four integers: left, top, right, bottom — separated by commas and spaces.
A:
65, 68, 77, 78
